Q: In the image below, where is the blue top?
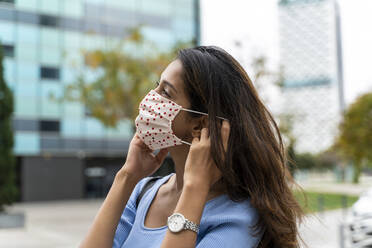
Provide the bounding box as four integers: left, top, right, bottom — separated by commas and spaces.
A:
112, 173, 262, 248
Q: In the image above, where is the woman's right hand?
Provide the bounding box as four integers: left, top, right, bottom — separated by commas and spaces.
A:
119, 134, 169, 182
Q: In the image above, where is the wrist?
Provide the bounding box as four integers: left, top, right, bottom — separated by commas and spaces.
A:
184, 180, 210, 195
115, 169, 141, 186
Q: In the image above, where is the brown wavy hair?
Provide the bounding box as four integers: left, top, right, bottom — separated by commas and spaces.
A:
176, 46, 304, 247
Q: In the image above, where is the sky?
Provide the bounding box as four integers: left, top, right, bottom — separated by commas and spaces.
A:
200, 0, 372, 106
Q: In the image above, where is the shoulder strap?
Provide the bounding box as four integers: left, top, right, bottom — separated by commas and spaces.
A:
135, 176, 163, 208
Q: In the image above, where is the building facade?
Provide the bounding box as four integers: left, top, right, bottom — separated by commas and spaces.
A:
278, 0, 344, 153
0, 0, 199, 202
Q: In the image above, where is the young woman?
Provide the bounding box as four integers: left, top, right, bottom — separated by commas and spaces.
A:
80, 46, 304, 248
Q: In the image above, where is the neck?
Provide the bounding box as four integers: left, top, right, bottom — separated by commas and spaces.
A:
168, 145, 226, 196
168, 145, 189, 194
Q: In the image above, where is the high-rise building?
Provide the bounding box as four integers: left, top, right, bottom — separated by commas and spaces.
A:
278, 0, 344, 153
0, 0, 199, 202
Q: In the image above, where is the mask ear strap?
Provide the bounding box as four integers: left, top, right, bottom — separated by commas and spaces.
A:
180, 140, 192, 146
181, 108, 229, 121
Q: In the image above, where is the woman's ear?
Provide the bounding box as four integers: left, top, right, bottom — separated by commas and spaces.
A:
191, 116, 208, 138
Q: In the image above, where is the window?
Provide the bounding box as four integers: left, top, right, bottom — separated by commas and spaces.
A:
39, 14, 59, 27
0, 0, 15, 4
17, 12, 39, 25
40, 66, 60, 80
39, 120, 60, 132
2, 44, 14, 57
84, 106, 92, 117
13, 119, 39, 131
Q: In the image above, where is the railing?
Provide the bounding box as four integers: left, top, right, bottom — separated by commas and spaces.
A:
340, 214, 372, 248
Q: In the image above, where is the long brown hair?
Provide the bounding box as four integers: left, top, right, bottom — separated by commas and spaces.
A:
176, 46, 304, 247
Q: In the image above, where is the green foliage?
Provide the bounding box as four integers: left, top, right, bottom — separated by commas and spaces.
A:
294, 191, 358, 213
335, 92, 372, 183
61, 26, 193, 129
0, 41, 18, 212
293, 152, 335, 171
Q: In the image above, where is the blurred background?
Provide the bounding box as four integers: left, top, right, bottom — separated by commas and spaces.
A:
0, 0, 371, 247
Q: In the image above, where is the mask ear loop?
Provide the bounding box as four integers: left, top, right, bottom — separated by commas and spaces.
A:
181, 108, 229, 121
179, 108, 229, 146
180, 140, 192, 146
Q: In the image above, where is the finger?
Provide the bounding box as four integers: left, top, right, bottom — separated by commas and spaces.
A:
200, 127, 208, 141
133, 134, 147, 148
191, 136, 199, 145
221, 120, 230, 152
155, 148, 168, 165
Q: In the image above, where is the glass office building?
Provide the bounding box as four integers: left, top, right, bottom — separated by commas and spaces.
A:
0, 0, 199, 201
278, 0, 344, 153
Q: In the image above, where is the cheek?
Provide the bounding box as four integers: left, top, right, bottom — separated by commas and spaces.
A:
171, 111, 190, 138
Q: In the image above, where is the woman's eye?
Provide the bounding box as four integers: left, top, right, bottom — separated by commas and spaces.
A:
162, 89, 170, 97
154, 81, 170, 98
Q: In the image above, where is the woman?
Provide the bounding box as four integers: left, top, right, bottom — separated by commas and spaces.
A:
80, 46, 304, 248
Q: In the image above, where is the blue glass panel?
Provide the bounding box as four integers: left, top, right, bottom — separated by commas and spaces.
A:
40, 82, 62, 118
0, 21, 15, 43
41, 28, 60, 47
17, 62, 39, 82
105, 0, 135, 11
106, 119, 132, 139
61, 67, 77, 83
141, 26, 174, 51
14, 132, 40, 155
41, 46, 61, 65
16, 24, 39, 45
63, 102, 84, 118
40, 0, 60, 15
16, 43, 38, 62
84, 118, 104, 137
15, 81, 39, 116
63, 31, 81, 49
3, 58, 15, 86
15, 95, 38, 117
173, 0, 193, 19
16, 0, 38, 11
140, 0, 171, 17
61, 118, 82, 137
61, 0, 83, 18
16, 81, 38, 96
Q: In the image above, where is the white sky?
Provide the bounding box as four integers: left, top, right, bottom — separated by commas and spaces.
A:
200, 0, 372, 106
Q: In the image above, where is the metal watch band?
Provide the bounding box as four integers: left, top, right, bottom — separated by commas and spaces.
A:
184, 218, 199, 233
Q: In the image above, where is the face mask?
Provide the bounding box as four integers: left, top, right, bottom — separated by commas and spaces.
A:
134, 89, 227, 150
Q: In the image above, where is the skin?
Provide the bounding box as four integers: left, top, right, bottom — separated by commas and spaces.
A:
79, 59, 230, 248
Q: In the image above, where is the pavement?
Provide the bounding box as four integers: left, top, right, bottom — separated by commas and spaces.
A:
0, 198, 352, 248
0, 199, 102, 248
300, 209, 349, 248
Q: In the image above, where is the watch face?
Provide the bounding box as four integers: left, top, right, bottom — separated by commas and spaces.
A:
168, 213, 185, 232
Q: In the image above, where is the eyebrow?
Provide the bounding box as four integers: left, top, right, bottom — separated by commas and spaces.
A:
162, 79, 178, 94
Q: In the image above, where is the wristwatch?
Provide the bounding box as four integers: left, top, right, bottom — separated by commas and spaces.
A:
167, 213, 200, 234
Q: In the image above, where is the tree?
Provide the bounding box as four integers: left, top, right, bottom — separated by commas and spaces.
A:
335, 92, 372, 183
0, 42, 18, 212
61, 26, 193, 130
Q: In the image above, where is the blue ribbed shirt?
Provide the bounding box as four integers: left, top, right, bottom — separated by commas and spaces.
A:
112, 172, 262, 248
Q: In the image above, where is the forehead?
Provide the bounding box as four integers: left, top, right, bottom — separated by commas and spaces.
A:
160, 59, 184, 92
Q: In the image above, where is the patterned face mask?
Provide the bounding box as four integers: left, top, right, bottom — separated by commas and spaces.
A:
134, 89, 227, 150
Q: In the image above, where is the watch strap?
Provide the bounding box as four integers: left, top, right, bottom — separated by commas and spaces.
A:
184, 218, 200, 233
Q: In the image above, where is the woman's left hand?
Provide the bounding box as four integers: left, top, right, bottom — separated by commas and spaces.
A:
183, 120, 230, 191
